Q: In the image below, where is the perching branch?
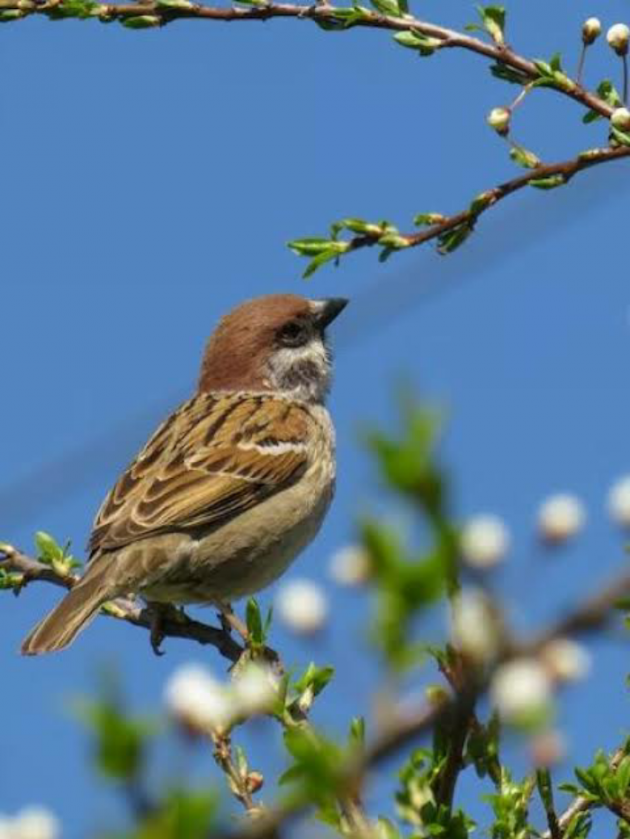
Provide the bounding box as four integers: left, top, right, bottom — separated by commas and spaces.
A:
0, 543, 244, 663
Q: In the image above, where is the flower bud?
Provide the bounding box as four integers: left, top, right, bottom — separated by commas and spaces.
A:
607, 475, 630, 527
537, 493, 586, 545
490, 658, 552, 725
607, 23, 630, 55
611, 107, 630, 131
246, 772, 264, 794
460, 514, 510, 569
275, 578, 328, 634
582, 17, 601, 45
232, 663, 278, 717
486, 107, 510, 136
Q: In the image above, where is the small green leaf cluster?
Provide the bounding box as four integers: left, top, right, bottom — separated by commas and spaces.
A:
361, 402, 458, 668
561, 745, 630, 817
124, 790, 217, 839
245, 596, 273, 651
532, 54, 575, 92
396, 747, 474, 837
485, 770, 535, 839
288, 218, 409, 277
35, 530, 81, 576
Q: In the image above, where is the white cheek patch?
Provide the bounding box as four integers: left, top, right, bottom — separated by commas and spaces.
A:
268, 337, 332, 403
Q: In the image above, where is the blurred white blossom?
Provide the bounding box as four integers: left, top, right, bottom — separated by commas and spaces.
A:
0, 808, 60, 839
232, 663, 278, 716
529, 729, 567, 767
537, 494, 585, 544
460, 514, 510, 569
164, 663, 233, 732
328, 545, 371, 587
607, 22, 630, 54
540, 638, 591, 683
450, 588, 500, 662
275, 578, 328, 634
607, 475, 630, 527
490, 658, 551, 723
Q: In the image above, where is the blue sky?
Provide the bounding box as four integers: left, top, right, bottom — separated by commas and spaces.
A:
2, 0, 630, 834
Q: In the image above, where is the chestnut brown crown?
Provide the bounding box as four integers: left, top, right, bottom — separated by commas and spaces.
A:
198, 294, 348, 399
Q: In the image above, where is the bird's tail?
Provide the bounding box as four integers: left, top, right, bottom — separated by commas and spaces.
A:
21, 560, 114, 655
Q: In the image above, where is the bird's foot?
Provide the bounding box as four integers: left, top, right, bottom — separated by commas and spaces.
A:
147, 601, 184, 656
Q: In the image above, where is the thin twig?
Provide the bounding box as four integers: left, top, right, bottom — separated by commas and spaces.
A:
343, 145, 630, 258
0, 2, 615, 118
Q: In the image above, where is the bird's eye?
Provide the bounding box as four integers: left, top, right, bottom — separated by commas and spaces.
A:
278, 321, 308, 347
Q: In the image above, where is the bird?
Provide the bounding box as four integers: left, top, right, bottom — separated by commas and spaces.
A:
21, 293, 348, 655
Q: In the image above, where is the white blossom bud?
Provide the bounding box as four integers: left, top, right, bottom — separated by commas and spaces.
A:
4, 808, 61, 839
537, 493, 585, 544
232, 663, 278, 717
540, 638, 591, 683
328, 545, 371, 587
607, 23, 630, 55
450, 587, 500, 662
486, 107, 511, 135
275, 578, 328, 634
582, 17, 601, 45
607, 475, 630, 527
612, 107, 630, 131
529, 729, 567, 767
164, 663, 233, 732
460, 514, 510, 569
490, 658, 552, 723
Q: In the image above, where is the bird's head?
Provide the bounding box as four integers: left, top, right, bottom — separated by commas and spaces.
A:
198, 294, 348, 403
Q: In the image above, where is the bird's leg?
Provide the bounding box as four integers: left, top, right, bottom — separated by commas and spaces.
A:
216, 601, 249, 642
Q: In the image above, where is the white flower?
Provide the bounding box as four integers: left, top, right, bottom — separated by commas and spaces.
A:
164, 663, 233, 732
611, 107, 630, 131
450, 588, 499, 662
460, 514, 510, 569
608, 475, 630, 526
486, 107, 510, 135
540, 638, 591, 683
607, 23, 630, 55
490, 658, 552, 723
275, 578, 328, 634
537, 493, 586, 544
582, 17, 601, 44
328, 545, 371, 586
232, 663, 278, 716
0, 808, 61, 839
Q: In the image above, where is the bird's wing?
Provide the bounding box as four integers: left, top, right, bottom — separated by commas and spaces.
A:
88, 392, 312, 555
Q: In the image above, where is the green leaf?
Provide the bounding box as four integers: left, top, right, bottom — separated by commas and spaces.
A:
393, 29, 441, 55
509, 144, 541, 169
349, 716, 365, 749
437, 222, 473, 253
303, 248, 341, 278
137, 789, 217, 839
246, 598, 264, 645
475, 4, 505, 44
46, 0, 97, 18
121, 14, 161, 27
413, 212, 446, 226
293, 663, 335, 698
0, 9, 25, 20
529, 174, 566, 189
489, 62, 529, 85
370, 0, 400, 16
611, 126, 630, 147
154, 0, 194, 8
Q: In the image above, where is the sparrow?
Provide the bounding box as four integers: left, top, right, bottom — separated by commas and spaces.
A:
21, 293, 348, 655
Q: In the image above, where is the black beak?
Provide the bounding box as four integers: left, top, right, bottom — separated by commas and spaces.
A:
317, 297, 349, 329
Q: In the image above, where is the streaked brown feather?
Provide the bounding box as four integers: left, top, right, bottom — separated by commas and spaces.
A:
88, 393, 311, 556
